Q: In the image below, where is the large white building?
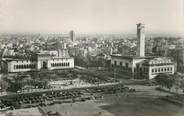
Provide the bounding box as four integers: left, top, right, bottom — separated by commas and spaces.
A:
111, 55, 146, 79
1, 49, 74, 73
110, 23, 175, 79
142, 57, 175, 79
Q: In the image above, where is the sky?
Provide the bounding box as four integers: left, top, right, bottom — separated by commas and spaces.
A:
0, 0, 183, 35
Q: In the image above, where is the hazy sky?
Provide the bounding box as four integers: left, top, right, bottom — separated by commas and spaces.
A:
0, 0, 183, 35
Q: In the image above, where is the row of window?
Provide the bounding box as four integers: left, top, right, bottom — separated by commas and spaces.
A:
16, 60, 30, 63
143, 63, 173, 66
51, 59, 69, 61
113, 61, 129, 68
51, 62, 70, 67
150, 61, 171, 64
14, 64, 36, 69
151, 67, 173, 73
143, 68, 149, 73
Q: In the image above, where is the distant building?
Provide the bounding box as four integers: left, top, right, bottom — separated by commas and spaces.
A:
176, 48, 184, 72
1, 49, 74, 73
70, 30, 75, 42
152, 38, 168, 56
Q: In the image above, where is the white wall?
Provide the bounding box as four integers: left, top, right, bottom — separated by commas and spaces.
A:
148, 65, 175, 79
111, 57, 132, 68
8, 60, 37, 73
48, 58, 74, 70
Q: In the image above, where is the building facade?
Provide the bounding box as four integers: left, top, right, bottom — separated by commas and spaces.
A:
110, 23, 175, 79
3, 59, 37, 73
176, 48, 184, 73
70, 30, 75, 42
142, 57, 175, 79
111, 55, 146, 79
111, 55, 175, 79
1, 50, 74, 73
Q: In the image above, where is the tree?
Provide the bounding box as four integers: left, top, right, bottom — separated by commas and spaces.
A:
0, 79, 9, 92
180, 79, 184, 90
155, 73, 175, 90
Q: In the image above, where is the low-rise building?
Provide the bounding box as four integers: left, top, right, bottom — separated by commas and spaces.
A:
111, 54, 147, 79
111, 54, 175, 79
142, 57, 175, 79
1, 49, 74, 73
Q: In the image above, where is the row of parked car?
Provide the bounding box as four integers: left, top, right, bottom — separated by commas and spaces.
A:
0, 84, 135, 111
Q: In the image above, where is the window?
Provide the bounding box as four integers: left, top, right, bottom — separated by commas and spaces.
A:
114, 61, 117, 66
126, 63, 129, 68
161, 68, 163, 72
158, 68, 160, 72
167, 67, 169, 71
33, 64, 36, 68
164, 68, 167, 72
155, 68, 157, 72
152, 69, 154, 73
120, 62, 122, 66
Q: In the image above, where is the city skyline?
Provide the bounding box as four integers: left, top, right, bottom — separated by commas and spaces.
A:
0, 0, 183, 36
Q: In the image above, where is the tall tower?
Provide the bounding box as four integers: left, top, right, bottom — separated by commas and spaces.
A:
137, 23, 145, 57
70, 30, 75, 42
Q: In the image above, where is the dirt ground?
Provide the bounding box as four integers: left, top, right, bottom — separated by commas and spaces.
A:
4, 85, 184, 116
99, 85, 184, 116
42, 85, 184, 116
43, 101, 113, 116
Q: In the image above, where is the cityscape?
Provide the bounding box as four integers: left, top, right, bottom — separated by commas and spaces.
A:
0, 0, 184, 116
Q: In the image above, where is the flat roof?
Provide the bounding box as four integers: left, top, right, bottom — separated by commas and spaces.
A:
110, 54, 156, 60
2, 58, 32, 62
50, 57, 73, 60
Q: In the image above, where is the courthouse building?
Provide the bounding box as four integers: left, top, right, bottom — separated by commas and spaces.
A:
1, 49, 74, 73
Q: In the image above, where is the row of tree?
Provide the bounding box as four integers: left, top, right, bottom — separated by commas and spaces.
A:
155, 73, 184, 93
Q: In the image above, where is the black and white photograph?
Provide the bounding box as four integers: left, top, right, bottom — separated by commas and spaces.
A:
0, 0, 184, 116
